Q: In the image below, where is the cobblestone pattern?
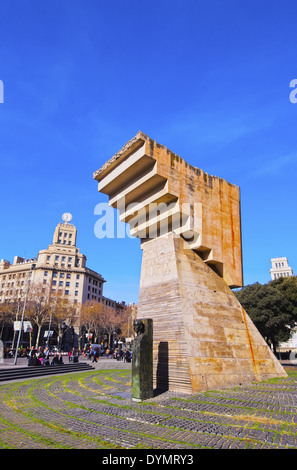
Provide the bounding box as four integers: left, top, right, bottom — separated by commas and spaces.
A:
0, 367, 296, 449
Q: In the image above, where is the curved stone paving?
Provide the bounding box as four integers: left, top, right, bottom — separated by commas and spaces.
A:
0, 369, 297, 449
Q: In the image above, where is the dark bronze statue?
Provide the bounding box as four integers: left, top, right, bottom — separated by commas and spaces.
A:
131, 318, 153, 401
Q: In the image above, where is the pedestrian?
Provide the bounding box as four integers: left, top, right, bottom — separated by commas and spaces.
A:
51, 353, 59, 365
35, 347, 44, 365
43, 347, 50, 366
69, 348, 75, 362
91, 347, 97, 363
116, 349, 121, 361
28, 346, 35, 366
124, 349, 131, 363
95, 348, 100, 362
73, 349, 79, 363
37, 347, 45, 365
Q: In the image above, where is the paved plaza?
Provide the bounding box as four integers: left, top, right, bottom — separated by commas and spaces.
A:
0, 357, 296, 450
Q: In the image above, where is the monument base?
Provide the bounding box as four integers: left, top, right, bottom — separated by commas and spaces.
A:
137, 234, 287, 394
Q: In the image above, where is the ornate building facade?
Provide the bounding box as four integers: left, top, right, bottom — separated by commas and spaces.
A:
0, 216, 105, 305
0, 215, 130, 349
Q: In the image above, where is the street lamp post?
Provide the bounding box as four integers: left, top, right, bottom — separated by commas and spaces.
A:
46, 296, 56, 349
59, 321, 67, 352
11, 301, 21, 350
14, 263, 35, 365
127, 316, 131, 339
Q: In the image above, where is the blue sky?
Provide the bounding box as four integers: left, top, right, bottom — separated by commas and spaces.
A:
0, 0, 296, 304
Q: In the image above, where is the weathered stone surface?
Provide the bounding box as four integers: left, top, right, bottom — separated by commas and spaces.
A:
138, 235, 286, 393
131, 318, 153, 401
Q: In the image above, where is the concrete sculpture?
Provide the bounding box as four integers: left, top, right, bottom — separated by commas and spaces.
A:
94, 131, 286, 393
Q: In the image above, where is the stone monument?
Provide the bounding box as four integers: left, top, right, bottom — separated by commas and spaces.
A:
94, 131, 287, 393
131, 318, 153, 401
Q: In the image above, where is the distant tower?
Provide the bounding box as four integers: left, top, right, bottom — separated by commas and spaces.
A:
270, 257, 293, 280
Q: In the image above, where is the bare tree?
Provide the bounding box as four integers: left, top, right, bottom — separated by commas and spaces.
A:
80, 301, 105, 344
99, 303, 130, 347
0, 297, 24, 346
25, 283, 51, 348
51, 294, 80, 348
0, 302, 11, 341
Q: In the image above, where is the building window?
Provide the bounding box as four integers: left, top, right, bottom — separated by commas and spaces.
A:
76, 274, 80, 279
44, 271, 48, 276
60, 273, 64, 278
75, 282, 79, 287
59, 281, 63, 286
66, 282, 70, 287
52, 280, 56, 286
75, 291, 78, 296
66, 273, 71, 279
65, 290, 69, 295
53, 272, 57, 278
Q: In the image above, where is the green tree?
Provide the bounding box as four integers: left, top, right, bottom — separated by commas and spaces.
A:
235, 282, 295, 354
270, 276, 297, 319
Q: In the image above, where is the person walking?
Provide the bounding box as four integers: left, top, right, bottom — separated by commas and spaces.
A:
69, 348, 75, 362
28, 346, 35, 366
124, 349, 131, 363
43, 347, 50, 366
51, 353, 59, 365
